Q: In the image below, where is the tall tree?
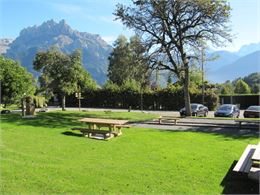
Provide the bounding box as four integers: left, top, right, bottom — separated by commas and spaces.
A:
243, 72, 260, 93
115, 0, 232, 115
108, 35, 131, 85
70, 49, 97, 92
129, 35, 150, 87
33, 48, 96, 110
220, 81, 234, 95
0, 56, 35, 107
234, 79, 251, 94
107, 35, 150, 87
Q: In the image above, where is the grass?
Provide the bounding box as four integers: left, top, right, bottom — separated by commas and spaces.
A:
0, 104, 19, 111
0, 111, 259, 194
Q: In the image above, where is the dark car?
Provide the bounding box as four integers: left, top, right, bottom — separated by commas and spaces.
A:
243, 106, 260, 118
214, 104, 240, 118
180, 103, 208, 117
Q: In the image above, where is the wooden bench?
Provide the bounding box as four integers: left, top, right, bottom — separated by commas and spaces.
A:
235, 119, 260, 128
233, 144, 257, 173
252, 142, 260, 166
233, 143, 260, 180
157, 116, 180, 125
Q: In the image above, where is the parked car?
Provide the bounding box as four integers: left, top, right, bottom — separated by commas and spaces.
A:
243, 105, 260, 118
0, 110, 11, 114
214, 104, 240, 118
180, 103, 208, 117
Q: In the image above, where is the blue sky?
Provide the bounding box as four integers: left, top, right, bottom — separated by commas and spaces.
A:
0, 0, 259, 51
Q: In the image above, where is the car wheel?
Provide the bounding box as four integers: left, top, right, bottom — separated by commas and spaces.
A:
230, 114, 234, 118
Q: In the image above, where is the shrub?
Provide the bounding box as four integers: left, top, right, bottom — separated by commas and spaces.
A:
64, 88, 218, 111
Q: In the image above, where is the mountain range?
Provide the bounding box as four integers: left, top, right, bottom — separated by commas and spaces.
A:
2, 20, 112, 84
0, 19, 259, 84
206, 43, 260, 83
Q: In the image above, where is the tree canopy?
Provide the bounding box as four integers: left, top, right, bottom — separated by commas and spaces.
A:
115, 0, 232, 115
243, 72, 260, 94
220, 81, 234, 95
33, 48, 96, 110
107, 35, 150, 88
234, 79, 251, 94
0, 56, 36, 106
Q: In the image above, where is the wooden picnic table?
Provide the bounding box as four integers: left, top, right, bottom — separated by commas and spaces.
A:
252, 142, 260, 163
233, 142, 260, 181
75, 118, 129, 140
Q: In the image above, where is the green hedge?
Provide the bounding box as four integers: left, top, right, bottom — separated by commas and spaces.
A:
65, 89, 218, 111
219, 94, 259, 109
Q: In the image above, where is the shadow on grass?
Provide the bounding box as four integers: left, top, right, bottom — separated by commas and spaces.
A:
220, 161, 259, 194
154, 125, 259, 140
0, 112, 84, 129
1, 112, 156, 130
0, 112, 138, 129
61, 131, 83, 137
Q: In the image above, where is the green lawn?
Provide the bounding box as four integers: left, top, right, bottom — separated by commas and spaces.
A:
0, 111, 259, 194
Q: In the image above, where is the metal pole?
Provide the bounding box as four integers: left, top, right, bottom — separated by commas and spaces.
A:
201, 48, 205, 105
21, 98, 25, 116
140, 88, 143, 112
78, 97, 81, 111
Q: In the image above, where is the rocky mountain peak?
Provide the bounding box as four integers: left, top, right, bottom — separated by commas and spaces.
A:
5, 20, 112, 84
19, 19, 75, 39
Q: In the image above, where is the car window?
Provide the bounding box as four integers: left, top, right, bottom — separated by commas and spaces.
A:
191, 104, 198, 109
219, 105, 232, 110
247, 106, 260, 111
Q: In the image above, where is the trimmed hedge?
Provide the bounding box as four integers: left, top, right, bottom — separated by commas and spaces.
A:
64, 89, 218, 111
219, 94, 259, 109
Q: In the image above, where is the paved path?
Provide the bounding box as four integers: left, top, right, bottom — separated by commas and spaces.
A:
131, 118, 259, 137
26, 107, 245, 118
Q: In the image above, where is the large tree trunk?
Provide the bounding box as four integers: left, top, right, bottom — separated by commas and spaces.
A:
183, 67, 192, 116
61, 95, 66, 111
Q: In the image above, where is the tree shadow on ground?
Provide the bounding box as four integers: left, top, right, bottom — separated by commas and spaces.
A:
1, 112, 85, 129
0, 112, 146, 130
154, 125, 259, 140
220, 161, 259, 194
61, 131, 83, 138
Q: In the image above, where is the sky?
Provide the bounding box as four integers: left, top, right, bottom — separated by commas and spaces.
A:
0, 0, 259, 51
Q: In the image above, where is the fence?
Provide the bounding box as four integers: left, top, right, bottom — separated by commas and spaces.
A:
219, 94, 260, 109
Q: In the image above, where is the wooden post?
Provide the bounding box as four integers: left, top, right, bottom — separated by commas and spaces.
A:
21, 98, 25, 116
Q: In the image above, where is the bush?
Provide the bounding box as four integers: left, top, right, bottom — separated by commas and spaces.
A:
64, 88, 218, 111
33, 96, 46, 108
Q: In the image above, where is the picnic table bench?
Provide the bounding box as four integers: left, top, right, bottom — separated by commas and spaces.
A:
235, 119, 260, 128
72, 127, 122, 140
233, 142, 260, 180
156, 116, 180, 125
72, 118, 129, 140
